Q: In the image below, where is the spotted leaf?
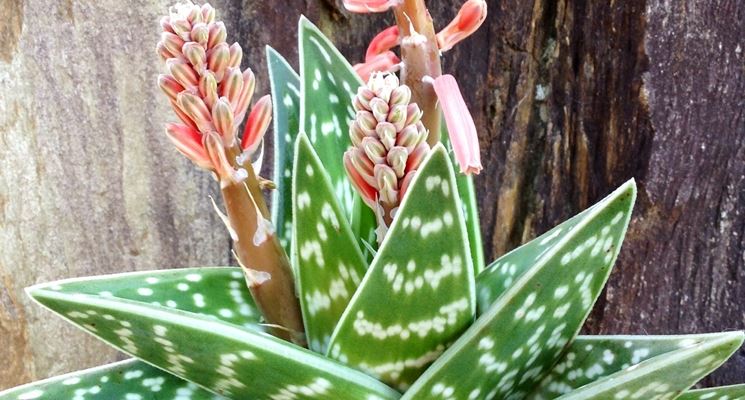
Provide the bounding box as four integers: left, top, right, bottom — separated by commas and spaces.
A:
530, 333, 745, 399
0, 359, 223, 400
442, 132, 484, 274
28, 267, 260, 327
402, 179, 637, 399
27, 279, 401, 400
678, 384, 745, 400
552, 332, 744, 399
292, 132, 369, 353
267, 46, 301, 252
298, 16, 376, 246
326, 144, 476, 391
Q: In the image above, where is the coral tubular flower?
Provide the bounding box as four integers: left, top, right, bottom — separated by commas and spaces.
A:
354, 51, 400, 83
436, 0, 488, 52
344, 72, 429, 239
156, 1, 266, 185
365, 26, 400, 61
343, 0, 401, 13
430, 74, 482, 175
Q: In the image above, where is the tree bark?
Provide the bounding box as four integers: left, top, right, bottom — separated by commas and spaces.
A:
1, 0, 743, 390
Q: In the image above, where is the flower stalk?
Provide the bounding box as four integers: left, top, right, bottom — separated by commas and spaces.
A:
157, 1, 305, 345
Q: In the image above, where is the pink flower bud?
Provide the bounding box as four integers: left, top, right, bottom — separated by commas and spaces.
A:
158, 74, 185, 103
353, 51, 400, 83
406, 142, 430, 171
342, 0, 401, 13
208, 21, 226, 49
170, 100, 199, 130
348, 148, 376, 186
201, 4, 216, 24
354, 87, 376, 111
369, 97, 390, 122
365, 26, 400, 61
207, 42, 230, 81
356, 110, 378, 131
212, 97, 235, 141
156, 43, 174, 61
361, 137, 387, 164
177, 92, 212, 133
199, 72, 218, 109
203, 130, 235, 183
167, 58, 198, 88
399, 170, 416, 199
161, 32, 185, 57
431, 74, 482, 175
160, 16, 173, 33
171, 18, 192, 41
241, 95, 272, 154
234, 69, 256, 121
374, 164, 399, 205
396, 124, 420, 151
165, 123, 211, 169
221, 67, 244, 104
405, 103, 422, 126
190, 23, 209, 46
436, 0, 488, 52
390, 85, 411, 106
386, 146, 408, 178
387, 104, 407, 131
228, 43, 243, 68
375, 122, 397, 150
182, 42, 206, 72
344, 150, 378, 209
350, 121, 368, 146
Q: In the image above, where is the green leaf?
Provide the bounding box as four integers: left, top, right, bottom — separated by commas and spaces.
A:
678, 384, 745, 400
29, 267, 261, 327
327, 144, 476, 391
0, 359, 224, 400
292, 132, 369, 354
27, 279, 401, 399
442, 133, 484, 274
402, 179, 637, 399
553, 332, 744, 400
298, 16, 376, 245
267, 46, 301, 252
529, 334, 744, 399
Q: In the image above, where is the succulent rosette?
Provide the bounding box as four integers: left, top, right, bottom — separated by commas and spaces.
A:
1, 2, 743, 400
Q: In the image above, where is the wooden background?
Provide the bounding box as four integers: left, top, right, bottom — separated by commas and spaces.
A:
1, 0, 743, 390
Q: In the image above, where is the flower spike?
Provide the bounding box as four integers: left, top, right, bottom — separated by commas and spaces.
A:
430, 74, 482, 175
436, 0, 488, 52
344, 72, 430, 242
342, 0, 401, 13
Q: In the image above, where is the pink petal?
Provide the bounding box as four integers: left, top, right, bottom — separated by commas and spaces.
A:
432, 74, 482, 175
165, 123, 212, 169
241, 95, 272, 154
343, 0, 400, 13
436, 0, 488, 52
353, 51, 400, 83
365, 26, 400, 62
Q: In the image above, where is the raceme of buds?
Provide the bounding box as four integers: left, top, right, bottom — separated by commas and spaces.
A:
344, 72, 430, 230
430, 74, 482, 175
436, 0, 488, 52
157, 1, 270, 185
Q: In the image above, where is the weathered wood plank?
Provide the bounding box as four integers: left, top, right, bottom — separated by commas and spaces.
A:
1, 0, 743, 390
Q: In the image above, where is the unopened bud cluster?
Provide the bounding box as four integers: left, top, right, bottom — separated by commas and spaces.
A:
157, 2, 270, 184
344, 73, 430, 225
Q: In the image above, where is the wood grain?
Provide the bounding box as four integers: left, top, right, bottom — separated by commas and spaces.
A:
1, 0, 743, 390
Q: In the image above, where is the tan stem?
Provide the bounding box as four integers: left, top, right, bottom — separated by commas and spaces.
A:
394, 0, 443, 146
221, 145, 306, 346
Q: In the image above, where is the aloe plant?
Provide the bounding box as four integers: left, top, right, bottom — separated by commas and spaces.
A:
1, 1, 743, 400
